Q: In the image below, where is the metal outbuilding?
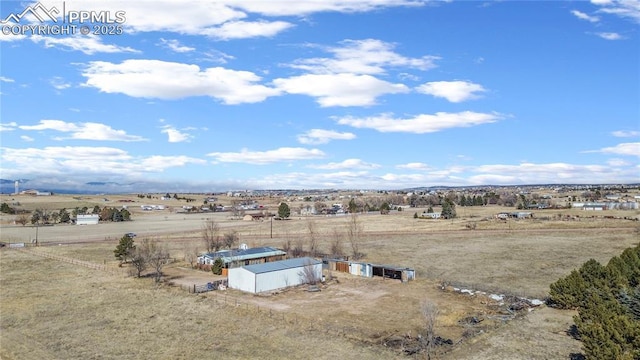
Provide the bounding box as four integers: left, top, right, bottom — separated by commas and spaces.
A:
76, 214, 99, 225
228, 257, 322, 294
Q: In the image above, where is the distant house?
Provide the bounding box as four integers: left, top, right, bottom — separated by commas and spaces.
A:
197, 246, 287, 269
19, 189, 51, 196
421, 212, 441, 219
76, 214, 99, 225
228, 257, 322, 294
300, 205, 316, 216
496, 212, 533, 219
583, 202, 607, 211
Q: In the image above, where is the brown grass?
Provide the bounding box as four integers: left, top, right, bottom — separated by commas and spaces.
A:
0, 249, 399, 360
1, 194, 638, 359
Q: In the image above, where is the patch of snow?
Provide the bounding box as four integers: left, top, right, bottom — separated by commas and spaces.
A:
489, 294, 504, 301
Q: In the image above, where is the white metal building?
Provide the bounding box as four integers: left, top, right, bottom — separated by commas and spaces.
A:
76, 214, 99, 225
228, 257, 322, 294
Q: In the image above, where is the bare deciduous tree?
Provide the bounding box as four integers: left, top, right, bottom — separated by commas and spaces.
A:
298, 260, 320, 285
223, 230, 239, 249
306, 219, 319, 257
346, 214, 363, 260
231, 199, 244, 219
129, 248, 147, 278
141, 238, 170, 283
282, 238, 292, 255
183, 242, 199, 268
292, 238, 304, 257
330, 228, 344, 259
202, 218, 222, 253
314, 201, 328, 214
15, 213, 29, 226
420, 300, 440, 360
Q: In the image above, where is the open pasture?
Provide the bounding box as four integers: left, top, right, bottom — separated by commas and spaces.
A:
1, 194, 638, 359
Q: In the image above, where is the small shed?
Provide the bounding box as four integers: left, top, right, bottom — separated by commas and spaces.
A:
228, 257, 322, 294
76, 214, 99, 225
372, 265, 415, 282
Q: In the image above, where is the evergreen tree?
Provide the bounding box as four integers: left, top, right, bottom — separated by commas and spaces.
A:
114, 234, 136, 263
348, 198, 358, 213
441, 199, 457, 219
59, 208, 70, 223
120, 208, 131, 221
0, 202, 15, 214
549, 244, 640, 360
211, 258, 224, 275
459, 195, 467, 207
278, 202, 291, 219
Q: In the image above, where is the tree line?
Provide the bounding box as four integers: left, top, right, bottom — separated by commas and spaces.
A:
3, 204, 132, 226
548, 243, 640, 359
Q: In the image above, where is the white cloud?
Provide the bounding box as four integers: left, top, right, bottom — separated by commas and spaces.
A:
1, 146, 206, 178
0, 122, 18, 131
203, 20, 294, 40
20, 135, 34, 142
607, 158, 630, 166
416, 80, 487, 102
23, 0, 421, 39
592, 0, 640, 23
309, 158, 380, 170
230, 0, 425, 16
397, 162, 432, 170
161, 126, 193, 143
50, 76, 71, 90
82, 59, 281, 105
297, 129, 356, 144
596, 32, 623, 40
207, 147, 325, 164
571, 10, 600, 22
468, 162, 621, 185
274, 73, 408, 107
0, 76, 15, 82
30, 35, 139, 54
288, 39, 439, 75
0, 33, 26, 42
585, 142, 640, 157
612, 130, 640, 137
19, 120, 146, 141
198, 49, 235, 64
335, 111, 503, 133
30, 1, 247, 34
159, 38, 195, 53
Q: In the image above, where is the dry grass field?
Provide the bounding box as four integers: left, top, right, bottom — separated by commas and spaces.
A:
1, 193, 638, 359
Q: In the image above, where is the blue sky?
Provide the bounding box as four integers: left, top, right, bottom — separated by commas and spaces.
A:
1, 0, 639, 192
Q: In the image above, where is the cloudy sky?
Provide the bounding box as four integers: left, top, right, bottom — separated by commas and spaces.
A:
1, 0, 638, 192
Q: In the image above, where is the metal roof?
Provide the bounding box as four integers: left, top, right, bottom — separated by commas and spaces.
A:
242, 257, 321, 274
201, 246, 286, 263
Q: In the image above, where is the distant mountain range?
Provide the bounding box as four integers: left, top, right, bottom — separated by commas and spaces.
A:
1, 178, 637, 195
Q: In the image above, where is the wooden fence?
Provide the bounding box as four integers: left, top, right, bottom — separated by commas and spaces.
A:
11, 247, 128, 276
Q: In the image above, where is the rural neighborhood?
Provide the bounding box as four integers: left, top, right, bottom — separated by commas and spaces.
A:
1, 184, 639, 359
